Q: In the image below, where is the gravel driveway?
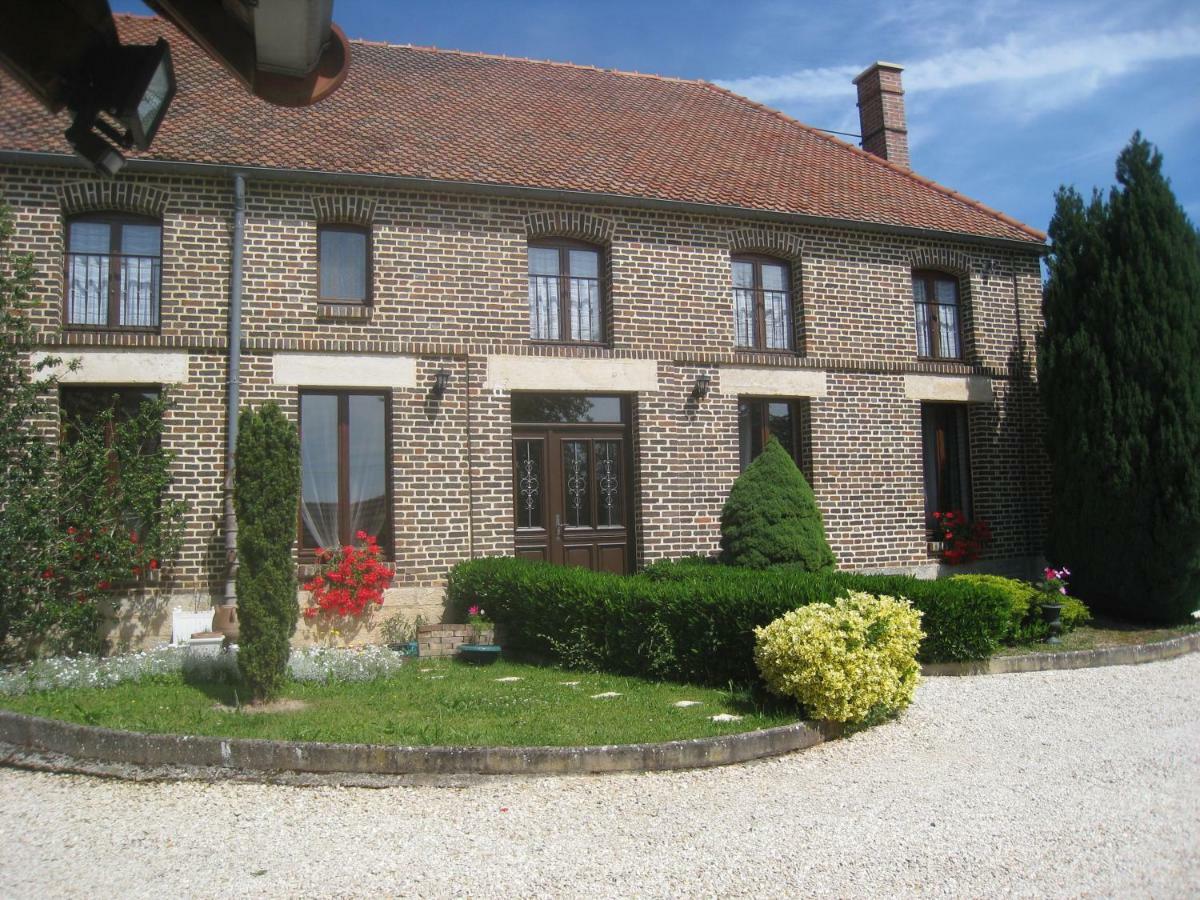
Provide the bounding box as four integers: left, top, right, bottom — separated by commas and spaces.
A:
1, 652, 1198, 898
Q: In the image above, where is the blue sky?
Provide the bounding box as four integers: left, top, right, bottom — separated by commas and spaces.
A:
115, 0, 1200, 236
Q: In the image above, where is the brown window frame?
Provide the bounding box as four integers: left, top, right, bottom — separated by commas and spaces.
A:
317, 223, 373, 305
527, 239, 606, 345
63, 212, 163, 332
297, 389, 394, 560
731, 254, 795, 352
738, 396, 811, 482
912, 270, 964, 361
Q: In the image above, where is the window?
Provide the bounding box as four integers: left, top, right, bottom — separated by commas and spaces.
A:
65, 214, 162, 329
732, 255, 793, 351
738, 398, 810, 479
60, 386, 161, 446
921, 403, 971, 523
527, 241, 603, 343
299, 391, 391, 554
912, 270, 962, 359
318, 225, 371, 304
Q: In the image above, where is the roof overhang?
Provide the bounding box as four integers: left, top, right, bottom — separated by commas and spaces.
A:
0, 150, 1047, 254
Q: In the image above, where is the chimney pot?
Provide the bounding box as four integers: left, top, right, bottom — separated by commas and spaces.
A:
853, 61, 910, 170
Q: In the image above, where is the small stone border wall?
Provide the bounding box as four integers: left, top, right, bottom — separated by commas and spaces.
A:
922, 630, 1200, 676
0, 709, 838, 781
417, 623, 494, 658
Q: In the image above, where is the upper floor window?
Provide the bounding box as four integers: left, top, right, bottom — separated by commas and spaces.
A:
732, 255, 792, 351
527, 241, 604, 343
319, 224, 371, 304
912, 270, 962, 360
65, 214, 162, 330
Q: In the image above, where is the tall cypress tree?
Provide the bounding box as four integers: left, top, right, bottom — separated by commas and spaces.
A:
234, 403, 301, 702
1040, 133, 1200, 624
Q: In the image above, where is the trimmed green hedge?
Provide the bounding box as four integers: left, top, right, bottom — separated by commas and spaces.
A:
447, 556, 1016, 685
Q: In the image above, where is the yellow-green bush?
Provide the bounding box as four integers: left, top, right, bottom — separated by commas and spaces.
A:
753, 592, 924, 723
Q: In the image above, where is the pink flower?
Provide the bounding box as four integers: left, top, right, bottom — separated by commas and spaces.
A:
468, 605, 480, 616
1059, 586, 1067, 595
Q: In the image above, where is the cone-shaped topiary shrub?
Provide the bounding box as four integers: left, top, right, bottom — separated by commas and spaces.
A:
720, 437, 836, 571
234, 403, 301, 703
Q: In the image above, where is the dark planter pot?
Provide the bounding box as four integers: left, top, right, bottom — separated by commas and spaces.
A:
459, 643, 502, 664
1041, 603, 1064, 644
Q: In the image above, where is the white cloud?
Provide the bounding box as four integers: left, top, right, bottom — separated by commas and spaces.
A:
718, 27, 1200, 109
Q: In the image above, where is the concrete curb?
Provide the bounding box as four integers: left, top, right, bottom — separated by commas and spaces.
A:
922, 630, 1200, 676
0, 708, 839, 781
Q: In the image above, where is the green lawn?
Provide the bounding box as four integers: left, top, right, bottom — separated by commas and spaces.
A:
0, 658, 800, 747
997, 617, 1200, 656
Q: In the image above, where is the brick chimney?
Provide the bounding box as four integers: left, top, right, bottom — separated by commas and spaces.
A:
853, 62, 910, 170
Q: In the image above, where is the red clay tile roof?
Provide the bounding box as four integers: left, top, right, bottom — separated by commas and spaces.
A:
0, 15, 1045, 244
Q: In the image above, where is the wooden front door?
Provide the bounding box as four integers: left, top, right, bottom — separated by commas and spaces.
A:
511, 398, 632, 574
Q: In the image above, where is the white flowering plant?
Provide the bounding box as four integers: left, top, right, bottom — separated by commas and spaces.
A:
0, 644, 407, 696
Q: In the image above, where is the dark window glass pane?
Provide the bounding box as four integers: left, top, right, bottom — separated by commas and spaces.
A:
732, 260, 754, 289
760, 264, 786, 292
69, 221, 110, 254
61, 387, 160, 444
767, 402, 794, 458
514, 439, 544, 529
562, 440, 591, 527
527, 246, 559, 276
348, 394, 388, 542
300, 393, 340, 549
922, 404, 971, 520
319, 228, 368, 301
595, 440, 622, 527
568, 249, 599, 279
737, 399, 764, 471
511, 394, 623, 424
121, 224, 160, 256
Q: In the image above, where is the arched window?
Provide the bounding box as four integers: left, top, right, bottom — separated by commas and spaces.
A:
65, 213, 162, 330
527, 240, 604, 343
912, 270, 962, 360
732, 255, 793, 351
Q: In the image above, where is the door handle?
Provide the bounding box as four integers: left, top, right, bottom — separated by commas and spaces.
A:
555, 513, 563, 538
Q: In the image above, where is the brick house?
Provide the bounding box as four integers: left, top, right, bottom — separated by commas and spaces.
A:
0, 16, 1048, 649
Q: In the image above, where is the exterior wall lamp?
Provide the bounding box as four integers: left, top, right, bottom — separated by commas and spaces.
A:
433, 369, 452, 397
692, 373, 712, 401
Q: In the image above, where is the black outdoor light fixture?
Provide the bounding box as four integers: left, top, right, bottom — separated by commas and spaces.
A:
693, 372, 712, 401
433, 369, 452, 397
65, 37, 177, 176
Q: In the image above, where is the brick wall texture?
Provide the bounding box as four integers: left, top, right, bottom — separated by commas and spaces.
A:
2, 165, 1049, 644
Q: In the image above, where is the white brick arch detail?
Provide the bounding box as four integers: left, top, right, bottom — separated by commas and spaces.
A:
57, 181, 169, 218
523, 210, 616, 245
726, 228, 804, 265
310, 194, 377, 226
